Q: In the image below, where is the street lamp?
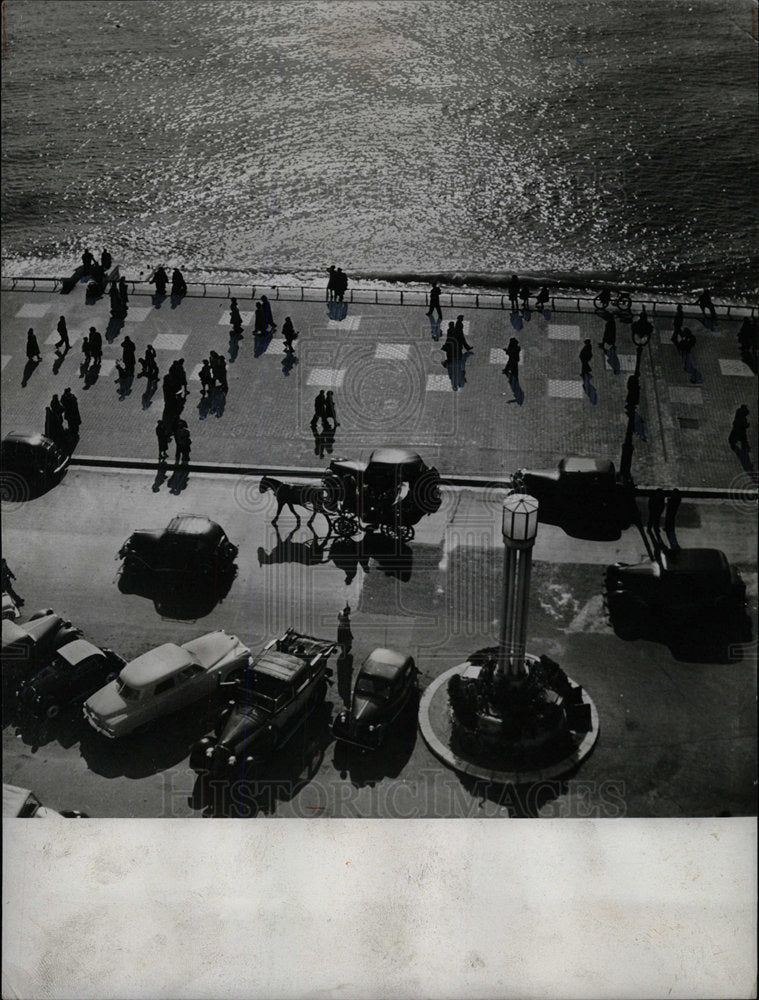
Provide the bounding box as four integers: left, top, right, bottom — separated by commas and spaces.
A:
619, 313, 652, 484
497, 493, 539, 680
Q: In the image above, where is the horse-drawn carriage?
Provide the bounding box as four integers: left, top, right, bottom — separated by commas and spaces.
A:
260, 448, 442, 541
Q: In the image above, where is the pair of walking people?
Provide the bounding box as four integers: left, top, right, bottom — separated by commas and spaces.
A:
310, 390, 339, 431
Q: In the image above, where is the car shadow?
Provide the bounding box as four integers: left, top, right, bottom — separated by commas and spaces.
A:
608, 606, 753, 664
190, 700, 334, 816
457, 773, 570, 818
117, 564, 237, 621
331, 691, 419, 789
12, 704, 89, 752
78, 694, 226, 779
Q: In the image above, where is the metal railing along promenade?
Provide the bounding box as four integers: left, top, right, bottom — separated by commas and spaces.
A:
2, 274, 757, 318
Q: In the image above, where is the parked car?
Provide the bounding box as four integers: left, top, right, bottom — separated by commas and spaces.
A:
118, 515, 238, 579
605, 547, 747, 640
3, 783, 86, 818
1, 610, 81, 689
17, 639, 126, 719
332, 648, 418, 750
515, 457, 636, 537
190, 628, 336, 775
0, 431, 70, 496
83, 630, 250, 738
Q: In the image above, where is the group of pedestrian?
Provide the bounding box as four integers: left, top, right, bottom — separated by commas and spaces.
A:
326, 266, 349, 302
310, 390, 339, 432
156, 416, 191, 465
44, 388, 81, 447
508, 274, 532, 314
137, 343, 159, 382
80, 326, 104, 369
196, 351, 228, 396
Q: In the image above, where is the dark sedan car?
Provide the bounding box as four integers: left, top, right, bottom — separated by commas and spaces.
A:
1, 610, 81, 689
118, 515, 238, 579
332, 648, 418, 750
1, 432, 70, 500
605, 547, 747, 640
17, 638, 126, 719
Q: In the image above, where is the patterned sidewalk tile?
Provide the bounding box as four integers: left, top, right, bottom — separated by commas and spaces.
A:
426, 373, 453, 391
1, 355, 11, 371
124, 307, 152, 323
548, 379, 584, 398
548, 324, 581, 340
668, 385, 703, 405
375, 344, 411, 360
217, 311, 255, 326
44, 330, 81, 347
327, 315, 361, 331
718, 359, 755, 377
152, 333, 188, 351
15, 303, 52, 319
307, 368, 346, 387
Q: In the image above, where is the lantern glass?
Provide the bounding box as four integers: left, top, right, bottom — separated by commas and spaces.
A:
502, 494, 539, 541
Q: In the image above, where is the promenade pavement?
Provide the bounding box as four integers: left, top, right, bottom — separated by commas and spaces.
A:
1, 278, 757, 489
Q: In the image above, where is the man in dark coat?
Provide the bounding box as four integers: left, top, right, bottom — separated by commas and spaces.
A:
426, 281, 442, 320
311, 391, 327, 430
174, 422, 191, 464
508, 274, 520, 312
156, 419, 171, 461
61, 388, 81, 434
728, 405, 750, 453
26, 328, 42, 361
88, 327, 102, 363
580, 340, 593, 376
120, 336, 136, 378
503, 338, 521, 379
55, 316, 70, 352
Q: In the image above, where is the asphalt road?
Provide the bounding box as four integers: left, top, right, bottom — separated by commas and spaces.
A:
2, 469, 756, 817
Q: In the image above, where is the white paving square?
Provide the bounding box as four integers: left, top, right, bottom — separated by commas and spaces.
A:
375, 343, 411, 360
602, 352, 636, 372
264, 340, 286, 354
189, 363, 203, 381
489, 347, 525, 365
98, 359, 116, 376
15, 303, 52, 319
152, 333, 188, 351
426, 373, 453, 391
1, 355, 11, 371
124, 306, 152, 322
44, 330, 80, 347
668, 385, 703, 404
548, 379, 584, 398
719, 359, 755, 377
218, 311, 255, 325
307, 367, 346, 387
548, 324, 581, 340
327, 315, 361, 330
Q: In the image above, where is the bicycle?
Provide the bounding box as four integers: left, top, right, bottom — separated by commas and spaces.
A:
594, 289, 633, 314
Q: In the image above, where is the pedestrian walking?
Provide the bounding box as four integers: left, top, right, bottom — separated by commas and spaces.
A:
664, 489, 682, 549
311, 390, 327, 430
679, 328, 696, 369
728, 404, 750, 454
519, 282, 530, 312
599, 315, 617, 350
150, 265, 168, 296
100, 248, 113, 273
671, 304, 684, 345
198, 359, 213, 396
81, 248, 96, 272
647, 488, 665, 533
336, 603, 353, 658
253, 302, 265, 335
55, 315, 70, 352
335, 268, 348, 302
174, 422, 191, 464
109, 280, 123, 317
453, 314, 473, 352
26, 328, 42, 362
326, 265, 337, 301
50, 393, 65, 423
61, 388, 81, 434
80, 335, 91, 369
44, 404, 66, 447
156, 419, 171, 461
229, 297, 243, 335
282, 317, 298, 353
138, 344, 158, 381
210, 353, 227, 393
325, 390, 340, 429
579, 339, 593, 376
118, 275, 129, 308
426, 280, 442, 320
503, 337, 521, 380
171, 268, 187, 296
260, 295, 276, 332
535, 285, 550, 311
695, 288, 717, 325
508, 274, 520, 313
120, 335, 136, 377
1, 558, 24, 607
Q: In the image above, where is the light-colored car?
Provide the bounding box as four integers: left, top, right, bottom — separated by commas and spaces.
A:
83, 630, 250, 738
3, 783, 86, 818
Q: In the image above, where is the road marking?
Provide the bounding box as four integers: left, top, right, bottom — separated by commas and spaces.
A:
124, 306, 152, 322
152, 333, 188, 351
375, 344, 410, 360
1, 355, 11, 370
426, 373, 453, 391
668, 385, 703, 404
548, 324, 581, 340
307, 367, 345, 387
548, 379, 584, 398
217, 311, 255, 325
15, 303, 52, 318
718, 359, 755, 376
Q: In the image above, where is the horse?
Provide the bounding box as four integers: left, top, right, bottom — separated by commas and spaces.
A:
259, 475, 330, 527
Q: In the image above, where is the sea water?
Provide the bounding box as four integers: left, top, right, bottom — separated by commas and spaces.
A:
1, 0, 757, 297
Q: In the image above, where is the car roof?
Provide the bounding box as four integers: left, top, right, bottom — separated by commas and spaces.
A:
121, 644, 194, 688
167, 515, 223, 539
253, 649, 311, 684
360, 648, 411, 680
53, 638, 102, 666
2, 432, 57, 451
560, 457, 615, 475
661, 548, 730, 576
368, 447, 424, 468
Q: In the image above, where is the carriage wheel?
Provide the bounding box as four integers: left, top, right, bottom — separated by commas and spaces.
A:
400, 524, 415, 542
335, 514, 360, 537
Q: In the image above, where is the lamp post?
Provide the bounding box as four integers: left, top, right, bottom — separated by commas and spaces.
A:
619, 316, 652, 484
497, 493, 539, 680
